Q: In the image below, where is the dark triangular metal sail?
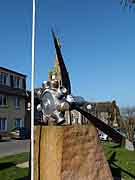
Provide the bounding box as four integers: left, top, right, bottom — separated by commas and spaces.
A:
52, 30, 125, 144
74, 106, 124, 144
52, 30, 71, 94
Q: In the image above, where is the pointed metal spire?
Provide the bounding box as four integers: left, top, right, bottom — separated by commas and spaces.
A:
51, 30, 71, 94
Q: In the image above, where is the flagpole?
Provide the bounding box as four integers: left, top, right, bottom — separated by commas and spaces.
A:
31, 0, 36, 179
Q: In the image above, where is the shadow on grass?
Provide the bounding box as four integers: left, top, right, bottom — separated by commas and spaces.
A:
15, 177, 29, 180
108, 152, 135, 179
111, 144, 121, 148
0, 162, 15, 170
113, 163, 135, 179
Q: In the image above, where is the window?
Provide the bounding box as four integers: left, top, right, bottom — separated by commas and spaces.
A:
0, 72, 8, 85
10, 75, 20, 88
0, 95, 7, 106
15, 119, 23, 128
0, 118, 7, 131
14, 96, 20, 108
13, 77, 20, 88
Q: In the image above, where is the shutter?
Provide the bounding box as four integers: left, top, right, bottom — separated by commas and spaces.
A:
22, 79, 26, 89
10, 75, 13, 88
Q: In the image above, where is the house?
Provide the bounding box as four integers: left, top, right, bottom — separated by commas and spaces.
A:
70, 101, 120, 127
0, 67, 27, 135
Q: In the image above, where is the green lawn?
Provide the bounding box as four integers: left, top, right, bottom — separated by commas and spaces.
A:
0, 152, 29, 180
0, 144, 134, 180
102, 142, 135, 180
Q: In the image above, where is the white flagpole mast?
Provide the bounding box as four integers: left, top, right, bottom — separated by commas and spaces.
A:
31, 0, 36, 179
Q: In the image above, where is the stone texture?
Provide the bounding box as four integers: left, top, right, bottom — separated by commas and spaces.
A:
34, 125, 113, 180
61, 126, 112, 180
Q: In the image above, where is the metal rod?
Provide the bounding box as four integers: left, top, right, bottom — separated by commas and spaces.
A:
31, 0, 36, 179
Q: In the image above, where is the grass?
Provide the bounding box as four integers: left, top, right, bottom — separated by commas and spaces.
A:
0, 142, 134, 180
0, 152, 29, 180
102, 142, 135, 180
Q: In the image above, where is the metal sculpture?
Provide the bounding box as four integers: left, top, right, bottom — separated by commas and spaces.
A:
37, 31, 125, 144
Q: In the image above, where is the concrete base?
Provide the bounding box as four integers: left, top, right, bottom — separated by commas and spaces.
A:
34, 125, 113, 180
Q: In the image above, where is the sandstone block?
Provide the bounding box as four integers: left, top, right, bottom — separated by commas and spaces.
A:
34, 125, 112, 180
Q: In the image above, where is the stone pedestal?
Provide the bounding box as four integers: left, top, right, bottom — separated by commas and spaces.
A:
34, 125, 112, 180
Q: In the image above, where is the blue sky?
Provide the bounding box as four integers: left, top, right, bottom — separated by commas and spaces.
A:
0, 0, 32, 87
0, 0, 135, 107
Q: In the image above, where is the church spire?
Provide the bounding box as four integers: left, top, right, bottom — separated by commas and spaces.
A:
53, 37, 61, 76
51, 30, 71, 94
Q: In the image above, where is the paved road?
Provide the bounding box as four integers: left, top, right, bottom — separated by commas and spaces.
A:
0, 139, 30, 157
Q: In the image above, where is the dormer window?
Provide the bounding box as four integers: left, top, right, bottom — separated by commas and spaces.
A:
13, 77, 20, 88
0, 72, 8, 86
10, 75, 20, 88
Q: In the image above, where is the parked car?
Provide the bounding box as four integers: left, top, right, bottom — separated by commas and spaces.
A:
0, 132, 10, 141
99, 132, 108, 141
114, 128, 127, 138
9, 127, 30, 139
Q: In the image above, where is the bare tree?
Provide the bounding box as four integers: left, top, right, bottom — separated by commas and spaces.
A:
121, 106, 135, 118
126, 117, 135, 141
120, 107, 135, 141
120, 0, 135, 7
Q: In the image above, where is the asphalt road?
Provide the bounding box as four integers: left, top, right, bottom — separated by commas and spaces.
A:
0, 139, 30, 157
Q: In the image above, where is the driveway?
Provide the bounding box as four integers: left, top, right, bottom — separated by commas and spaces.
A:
0, 139, 30, 157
